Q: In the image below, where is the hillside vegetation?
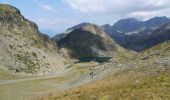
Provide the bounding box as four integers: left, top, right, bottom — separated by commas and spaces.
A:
0, 4, 66, 74
1, 4, 170, 100
38, 41, 170, 100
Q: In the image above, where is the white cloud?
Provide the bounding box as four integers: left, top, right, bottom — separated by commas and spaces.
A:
41, 4, 53, 11
64, 0, 170, 18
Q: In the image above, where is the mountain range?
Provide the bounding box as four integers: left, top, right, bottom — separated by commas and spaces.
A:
105, 16, 170, 33
54, 16, 170, 52
100, 16, 170, 51
55, 23, 122, 58
1, 4, 170, 73
1, 4, 170, 100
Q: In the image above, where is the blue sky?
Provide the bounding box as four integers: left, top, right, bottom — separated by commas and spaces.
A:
0, 0, 81, 36
1, 0, 170, 37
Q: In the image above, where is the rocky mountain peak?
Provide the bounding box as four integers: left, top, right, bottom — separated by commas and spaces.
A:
0, 4, 66, 74
66, 22, 91, 32
57, 23, 119, 58
144, 16, 170, 28
0, 4, 22, 23
79, 23, 108, 37
113, 18, 143, 33
0, 4, 20, 14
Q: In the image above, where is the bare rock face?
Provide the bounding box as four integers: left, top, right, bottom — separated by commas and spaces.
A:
0, 4, 66, 74
56, 23, 120, 58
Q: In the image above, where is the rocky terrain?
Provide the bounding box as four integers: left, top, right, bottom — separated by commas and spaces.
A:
53, 23, 91, 41
1, 4, 170, 100
0, 4, 66, 74
56, 23, 123, 58
39, 33, 170, 100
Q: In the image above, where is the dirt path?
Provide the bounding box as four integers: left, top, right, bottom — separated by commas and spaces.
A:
0, 63, 94, 100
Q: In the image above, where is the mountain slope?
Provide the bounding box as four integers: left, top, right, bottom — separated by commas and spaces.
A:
53, 23, 91, 41
144, 16, 170, 28
101, 16, 170, 51
56, 23, 120, 58
111, 16, 170, 33
40, 34, 170, 100
119, 22, 170, 51
113, 18, 143, 33
0, 4, 66, 74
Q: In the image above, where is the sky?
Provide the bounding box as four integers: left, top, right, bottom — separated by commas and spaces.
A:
0, 0, 170, 37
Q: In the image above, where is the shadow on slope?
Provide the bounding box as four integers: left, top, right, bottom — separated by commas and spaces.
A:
57, 29, 116, 58
76, 57, 112, 63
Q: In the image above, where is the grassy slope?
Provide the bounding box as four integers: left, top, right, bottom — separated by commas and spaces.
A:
39, 41, 170, 100
0, 69, 36, 80
0, 62, 95, 100
41, 71, 170, 100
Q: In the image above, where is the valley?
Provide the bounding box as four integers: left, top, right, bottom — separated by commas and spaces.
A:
0, 61, 96, 100
0, 3, 170, 100
38, 40, 170, 100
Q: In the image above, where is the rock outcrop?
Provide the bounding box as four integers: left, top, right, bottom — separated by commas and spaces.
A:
55, 23, 120, 58
0, 4, 66, 74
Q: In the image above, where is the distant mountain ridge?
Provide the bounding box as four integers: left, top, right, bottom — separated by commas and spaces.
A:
101, 16, 170, 51
55, 23, 122, 58
53, 23, 91, 41
110, 16, 170, 33
54, 16, 170, 52
113, 18, 143, 33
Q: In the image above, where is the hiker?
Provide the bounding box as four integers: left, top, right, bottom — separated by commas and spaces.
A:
90, 71, 94, 78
